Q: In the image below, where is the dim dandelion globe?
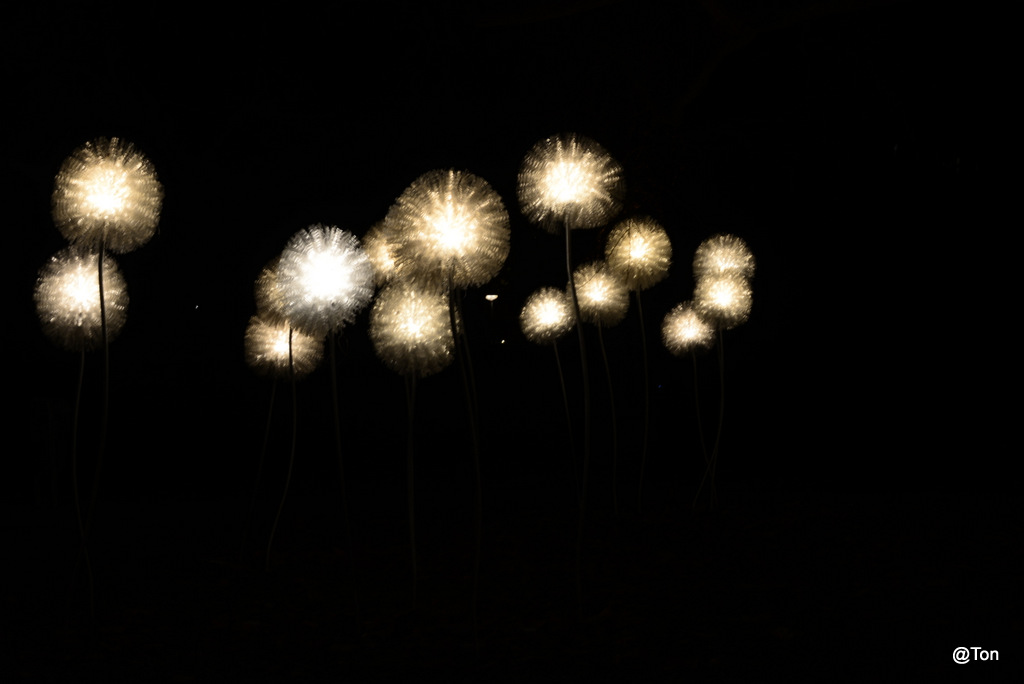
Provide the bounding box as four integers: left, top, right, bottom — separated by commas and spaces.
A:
52, 137, 164, 253
254, 258, 289, 326
34, 246, 128, 351
694, 272, 753, 330
605, 216, 672, 291
387, 169, 510, 289
571, 261, 630, 327
276, 225, 375, 337
244, 315, 324, 379
520, 287, 576, 345
362, 220, 401, 287
518, 133, 625, 232
662, 302, 714, 355
693, 234, 755, 279
370, 283, 454, 378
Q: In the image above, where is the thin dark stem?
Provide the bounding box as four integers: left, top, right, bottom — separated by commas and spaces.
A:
267, 330, 297, 571
84, 245, 109, 538
405, 373, 418, 606
596, 324, 618, 516
242, 380, 277, 559
636, 290, 651, 514
329, 331, 359, 611
693, 330, 724, 510
67, 347, 95, 628
552, 342, 580, 511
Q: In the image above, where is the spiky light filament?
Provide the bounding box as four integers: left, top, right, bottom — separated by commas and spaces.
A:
34, 247, 128, 351
369, 283, 454, 378
518, 133, 625, 232
694, 273, 753, 330
693, 233, 755, 279
520, 287, 576, 345
362, 221, 401, 287
52, 138, 164, 253
276, 225, 375, 337
244, 315, 324, 379
386, 169, 510, 289
605, 216, 673, 291
571, 261, 629, 327
662, 302, 714, 355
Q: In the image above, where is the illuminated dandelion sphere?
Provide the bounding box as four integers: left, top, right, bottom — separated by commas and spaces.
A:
362, 221, 401, 287
662, 302, 714, 355
605, 216, 673, 291
52, 138, 164, 253
518, 133, 625, 232
254, 258, 288, 326
571, 261, 629, 327
695, 273, 753, 330
387, 169, 510, 288
34, 247, 128, 351
370, 283, 454, 378
276, 225, 375, 337
693, 234, 755, 279
244, 315, 324, 379
520, 287, 576, 345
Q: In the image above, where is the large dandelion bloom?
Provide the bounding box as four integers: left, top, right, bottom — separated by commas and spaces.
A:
693, 234, 755, 279
370, 283, 454, 378
276, 225, 375, 337
387, 169, 510, 289
34, 247, 128, 350
605, 216, 672, 291
52, 138, 164, 253
244, 315, 324, 379
520, 287, 576, 345
662, 302, 714, 355
571, 261, 629, 327
695, 273, 753, 330
518, 133, 624, 232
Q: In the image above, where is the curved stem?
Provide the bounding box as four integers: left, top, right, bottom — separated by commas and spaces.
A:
636, 290, 651, 514
267, 330, 298, 571
329, 331, 359, 611
84, 245, 109, 539
242, 380, 277, 559
596, 324, 618, 516
693, 329, 724, 510
405, 373, 418, 606
552, 342, 580, 511
67, 347, 95, 627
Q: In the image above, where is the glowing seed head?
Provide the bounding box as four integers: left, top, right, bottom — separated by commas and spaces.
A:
693, 234, 755, 279
369, 282, 454, 378
244, 316, 324, 379
254, 258, 288, 327
276, 225, 375, 337
520, 287, 576, 345
662, 302, 714, 356
362, 221, 401, 287
387, 169, 510, 289
571, 261, 629, 327
518, 133, 625, 232
52, 138, 164, 253
34, 247, 128, 351
605, 216, 673, 291
695, 273, 752, 329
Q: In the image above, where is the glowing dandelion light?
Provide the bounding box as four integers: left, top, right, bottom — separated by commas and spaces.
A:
362, 220, 401, 287
52, 138, 164, 253
34, 247, 128, 351
520, 287, 576, 345
276, 225, 375, 337
370, 283, 454, 379
605, 216, 672, 291
693, 234, 755, 279
695, 272, 753, 330
244, 315, 324, 379
571, 261, 629, 327
662, 302, 714, 355
386, 169, 510, 289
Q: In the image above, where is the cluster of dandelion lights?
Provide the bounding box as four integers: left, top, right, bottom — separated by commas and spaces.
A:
572, 261, 629, 327
605, 216, 673, 291
520, 287, 576, 345
244, 316, 324, 380
52, 137, 164, 253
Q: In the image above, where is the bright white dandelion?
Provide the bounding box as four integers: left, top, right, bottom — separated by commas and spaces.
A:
244, 315, 324, 379
662, 302, 714, 355
370, 283, 454, 378
693, 234, 755, 279
571, 261, 630, 327
276, 225, 375, 337
34, 247, 129, 351
695, 272, 753, 330
520, 287, 576, 345
518, 133, 625, 232
387, 169, 510, 289
605, 216, 672, 291
52, 138, 164, 253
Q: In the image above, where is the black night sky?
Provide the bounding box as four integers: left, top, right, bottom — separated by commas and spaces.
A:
5, 1, 1012, 679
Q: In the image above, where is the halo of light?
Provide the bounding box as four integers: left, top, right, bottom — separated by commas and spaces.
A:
694, 273, 753, 329
605, 216, 673, 291
662, 302, 714, 355
520, 287, 576, 345
276, 225, 375, 337
244, 315, 324, 379
386, 169, 510, 289
693, 234, 755, 279
369, 282, 454, 378
570, 261, 629, 327
34, 247, 128, 351
518, 133, 625, 232
52, 138, 164, 253
362, 220, 401, 287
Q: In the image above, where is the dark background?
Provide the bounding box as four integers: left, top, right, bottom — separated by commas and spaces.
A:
4, 1, 1010, 678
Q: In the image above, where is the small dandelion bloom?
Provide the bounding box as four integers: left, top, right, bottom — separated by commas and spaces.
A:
34, 247, 128, 351
362, 221, 401, 287
693, 234, 755, 279
244, 315, 324, 379
369, 282, 454, 378
520, 287, 576, 345
605, 216, 672, 291
662, 302, 714, 355
694, 273, 752, 330
571, 261, 629, 327
52, 138, 164, 253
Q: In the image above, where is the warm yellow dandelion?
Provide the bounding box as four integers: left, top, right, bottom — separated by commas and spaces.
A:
244, 315, 324, 379
520, 287, 576, 345
605, 216, 672, 291
369, 282, 454, 378
693, 234, 755, 279
571, 261, 629, 327
662, 302, 714, 355
694, 273, 753, 330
